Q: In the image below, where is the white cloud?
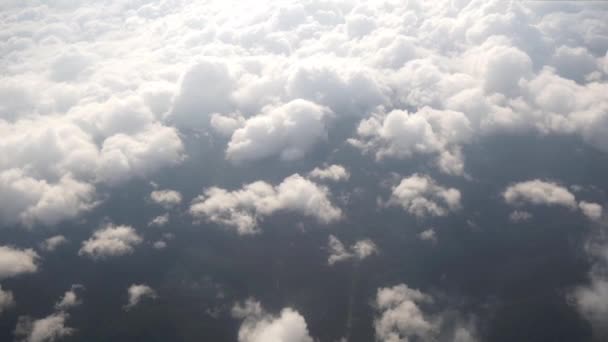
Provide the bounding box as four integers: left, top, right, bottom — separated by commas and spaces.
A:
388, 174, 462, 217
55, 285, 83, 311
374, 283, 478, 342
308, 164, 350, 182
148, 213, 169, 227
232, 299, 313, 342
190, 174, 342, 235
328, 235, 378, 265
226, 100, 331, 162
125, 284, 157, 310
0, 246, 39, 280
418, 228, 437, 242
152, 240, 167, 250
503, 180, 577, 209
350, 107, 472, 175
14, 312, 74, 342
39, 235, 68, 252
0, 285, 15, 314
579, 201, 603, 221
79, 224, 143, 260
149, 189, 182, 210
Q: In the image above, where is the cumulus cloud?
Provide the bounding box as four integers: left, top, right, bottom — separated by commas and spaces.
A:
350, 107, 472, 175
190, 174, 342, 235
503, 180, 578, 209
419, 228, 437, 242
226, 100, 331, 162
14, 312, 74, 342
0, 246, 39, 280
374, 283, 478, 342
55, 285, 83, 311
327, 235, 378, 265
579, 201, 603, 221
148, 213, 170, 227
308, 164, 350, 182
79, 224, 143, 260
0, 285, 15, 314
39, 235, 68, 252
149, 189, 182, 210
232, 299, 313, 342
124, 284, 157, 310
387, 174, 462, 218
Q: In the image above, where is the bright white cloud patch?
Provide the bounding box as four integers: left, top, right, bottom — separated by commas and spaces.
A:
579, 201, 603, 221
388, 174, 462, 217
190, 174, 342, 235
150, 190, 182, 210
327, 235, 378, 265
419, 228, 437, 242
232, 299, 313, 342
39, 236, 68, 252
308, 164, 350, 182
0, 285, 15, 314
148, 213, 170, 227
79, 224, 143, 260
350, 107, 472, 175
374, 284, 478, 342
125, 284, 157, 310
226, 100, 331, 162
55, 285, 83, 311
0, 246, 39, 280
503, 180, 577, 209
14, 312, 74, 342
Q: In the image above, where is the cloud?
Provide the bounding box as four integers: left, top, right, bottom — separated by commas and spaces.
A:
0, 285, 15, 314
149, 189, 182, 210
232, 299, 313, 342
125, 284, 157, 310
509, 210, 533, 223
79, 224, 143, 260
418, 228, 437, 242
308, 164, 350, 182
327, 235, 378, 265
387, 174, 462, 217
503, 180, 578, 209
374, 283, 478, 342
39, 235, 68, 252
350, 107, 472, 175
55, 285, 83, 311
190, 174, 342, 235
148, 213, 169, 227
14, 312, 74, 342
226, 100, 332, 162
0, 246, 39, 280
579, 201, 603, 221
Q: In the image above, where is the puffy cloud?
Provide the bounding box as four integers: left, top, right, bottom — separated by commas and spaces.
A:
152, 240, 167, 250
14, 312, 74, 342
374, 283, 478, 342
124, 284, 157, 310
189, 174, 342, 235
503, 180, 577, 209
148, 213, 169, 227
387, 174, 462, 218
308, 164, 350, 182
55, 285, 83, 311
232, 299, 313, 342
0, 246, 39, 280
0, 285, 15, 314
327, 235, 378, 265
573, 276, 608, 336
579, 201, 603, 221
350, 107, 472, 175
149, 189, 182, 210
39, 235, 68, 252
79, 224, 143, 260
226, 100, 331, 162
418, 228, 437, 242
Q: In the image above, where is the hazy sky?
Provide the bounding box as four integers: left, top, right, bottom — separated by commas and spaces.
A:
1, 1, 608, 341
